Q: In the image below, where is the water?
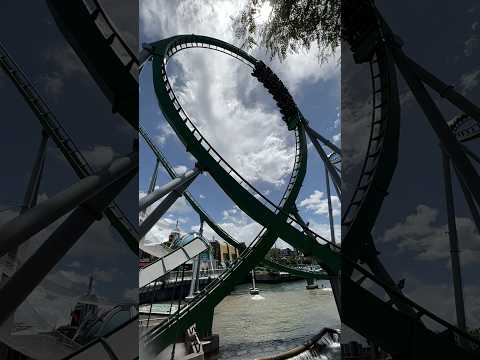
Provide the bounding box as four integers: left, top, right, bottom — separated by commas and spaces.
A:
212, 280, 341, 360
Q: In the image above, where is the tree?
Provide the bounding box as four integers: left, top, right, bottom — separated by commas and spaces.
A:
232, 0, 341, 62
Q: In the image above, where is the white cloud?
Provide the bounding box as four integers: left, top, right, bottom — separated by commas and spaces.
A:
381, 205, 480, 266
299, 190, 341, 217
140, 0, 338, 187
170, 49, 295, 186
272, 45, 340, 95
332, 133, 341, 145
307, 219, 341, 245
459, 69, 480, 94
40, 72, 65, 97
173, 165, 188, 174
154, 121, 175, 145
81, 145, 116, 170
191, 207, 263, 246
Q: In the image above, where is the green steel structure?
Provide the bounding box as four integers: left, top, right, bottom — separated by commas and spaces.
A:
0, 0, 479, 358
140, 2, 480, 358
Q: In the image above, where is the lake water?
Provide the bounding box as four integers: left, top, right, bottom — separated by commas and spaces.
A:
212, 280, 341, 360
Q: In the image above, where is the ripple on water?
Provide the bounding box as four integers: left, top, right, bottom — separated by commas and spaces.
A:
213, 280, 341, 360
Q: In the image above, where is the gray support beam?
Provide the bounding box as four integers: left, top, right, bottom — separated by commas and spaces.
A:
305, 124, 342, 155
139, 167, 200, 211
148, 159, 160, 194
141, 159, 160, 217
325, 166, 336, 245
0, 154, 137, 258
139, 43, 153, 72
442, 150, 467, 330
392, 46, 480, 214
8, 131, 49, 261
403, 55, 480, 123
3, 132, 50, 331
0, 166, 136, 326
139, 174, 198, 239
455, 164, 480, 237
189, 256, 201, 297
305, 127, 341, 194
22, 132, 49, 211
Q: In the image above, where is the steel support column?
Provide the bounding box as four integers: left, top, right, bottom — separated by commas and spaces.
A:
7, 131, 49, 264
441, 149, 467, 330
325, 166, 336, 245
402, 55, 480, 123
392, 46, 480, 211
305, 124, 342, 155
139, 167, 200, 211
22, 132, 49, 212
305, 126, 341, 194
148, 159, 160, 194
139, 174, 198, 239
455, 164, 480, 237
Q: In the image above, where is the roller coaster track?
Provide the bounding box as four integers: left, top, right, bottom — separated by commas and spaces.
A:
139, 125, 329, 281
139, 34, 325, 357
47, 0, 138, 130
0, 41, 138, 255
142, 32, 480, 359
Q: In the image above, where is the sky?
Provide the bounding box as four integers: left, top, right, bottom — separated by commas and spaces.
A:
139, 0, 341, 251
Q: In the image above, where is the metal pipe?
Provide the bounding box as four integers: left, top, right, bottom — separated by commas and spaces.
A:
139, 167, 199, 211
22, 132, 49, 212
139, 174, 198, 238
148, 159, 160, 194
0, 153, 137, 258
306, 125, 342, 155
442, 150, 467, 330
325, 166, 336, 245
392, 46, 480, 212
305, 126, 341, 194
454, 163, 480, 237
403, 55, 480, 123
7, 131, 49, 265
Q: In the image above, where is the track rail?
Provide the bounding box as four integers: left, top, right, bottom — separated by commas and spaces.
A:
341, 44, 400, 260
47, 0, 138, 129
